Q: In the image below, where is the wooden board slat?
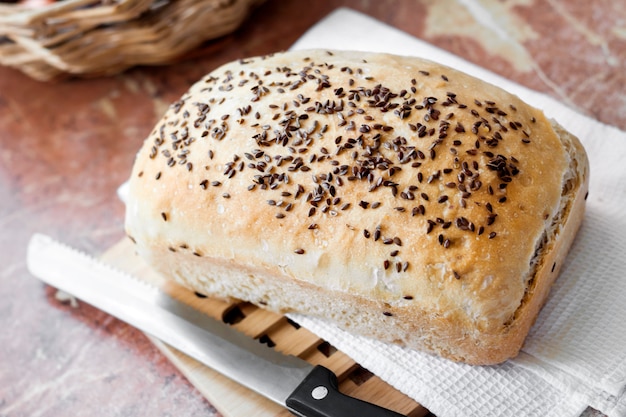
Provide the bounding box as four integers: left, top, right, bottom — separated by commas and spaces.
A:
101, 238, 428, 417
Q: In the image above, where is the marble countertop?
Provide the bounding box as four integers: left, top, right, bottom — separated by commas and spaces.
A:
1, 1, 623, 416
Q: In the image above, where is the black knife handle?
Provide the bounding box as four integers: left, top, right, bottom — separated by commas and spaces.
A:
285, 365, 405, 417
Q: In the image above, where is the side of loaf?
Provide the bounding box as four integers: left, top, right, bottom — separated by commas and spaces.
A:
125, 50, 589, 365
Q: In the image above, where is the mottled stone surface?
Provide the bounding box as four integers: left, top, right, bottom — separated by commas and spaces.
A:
1, 1, 623, 416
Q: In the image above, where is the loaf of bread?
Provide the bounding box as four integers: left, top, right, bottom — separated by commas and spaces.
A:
124, 50, 589, 365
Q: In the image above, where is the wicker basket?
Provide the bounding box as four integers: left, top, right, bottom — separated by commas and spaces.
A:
0, 0, 262, 81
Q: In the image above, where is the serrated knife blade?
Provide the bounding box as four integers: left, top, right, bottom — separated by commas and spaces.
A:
26, 234, 405, 417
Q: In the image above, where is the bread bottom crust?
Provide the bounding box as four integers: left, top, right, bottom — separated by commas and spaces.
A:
134, 165, 587, 365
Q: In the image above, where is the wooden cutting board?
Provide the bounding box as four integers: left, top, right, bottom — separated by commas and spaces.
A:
101, 238, 429, 417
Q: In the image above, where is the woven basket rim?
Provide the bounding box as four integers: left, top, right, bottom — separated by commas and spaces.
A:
0, 0, 263, 81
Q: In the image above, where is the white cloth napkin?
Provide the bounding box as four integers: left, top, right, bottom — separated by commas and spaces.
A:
286, 8, 626, 417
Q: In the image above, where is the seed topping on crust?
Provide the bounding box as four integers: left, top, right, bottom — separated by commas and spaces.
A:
138, 52, 538, 279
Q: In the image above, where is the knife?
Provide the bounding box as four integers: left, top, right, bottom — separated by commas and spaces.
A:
26, 234, 405, 417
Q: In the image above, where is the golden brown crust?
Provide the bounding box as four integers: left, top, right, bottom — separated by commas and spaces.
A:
125, 50, 589, 364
